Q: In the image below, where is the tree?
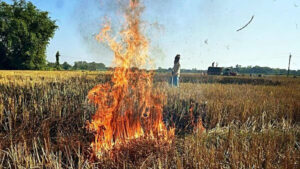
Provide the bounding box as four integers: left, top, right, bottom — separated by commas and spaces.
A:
73, 61, 106, 70
0, 0, 57, 70
73, 61, 88, 70
55, 51, 60, 69
230, 65, 300, 75
61, 61, 71, 70
46, 61, 56, 70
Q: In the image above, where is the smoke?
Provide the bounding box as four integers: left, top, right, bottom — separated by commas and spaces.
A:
73, 0, 119, 64
74, 0, 173, 65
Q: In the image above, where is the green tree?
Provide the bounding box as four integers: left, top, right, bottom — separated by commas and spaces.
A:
61, 61, 71, 70
55, 51, 61, 69
0, 0, 57, 70
73, 61, 106, 70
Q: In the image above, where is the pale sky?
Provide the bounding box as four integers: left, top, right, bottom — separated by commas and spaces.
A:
3, 0, 300, 69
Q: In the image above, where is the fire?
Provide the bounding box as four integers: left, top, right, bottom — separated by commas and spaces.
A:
87, 0, 174, 157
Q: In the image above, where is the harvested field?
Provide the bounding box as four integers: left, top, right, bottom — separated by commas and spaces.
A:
0, 71, 299, 168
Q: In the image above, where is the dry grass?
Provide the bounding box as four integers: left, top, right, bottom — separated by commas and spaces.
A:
0, 71, 299, 168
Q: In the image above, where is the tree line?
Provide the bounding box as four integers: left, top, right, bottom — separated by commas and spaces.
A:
156, 66, 300, 76
47, 60, 107, 71
231, 65, 300, 76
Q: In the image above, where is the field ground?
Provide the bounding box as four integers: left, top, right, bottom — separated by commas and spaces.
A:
0, 71, 299, 168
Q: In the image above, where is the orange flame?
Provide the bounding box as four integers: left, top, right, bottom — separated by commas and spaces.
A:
87, 0, 174, 157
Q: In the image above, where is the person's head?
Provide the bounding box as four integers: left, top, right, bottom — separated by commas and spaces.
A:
174, 54, 180, 64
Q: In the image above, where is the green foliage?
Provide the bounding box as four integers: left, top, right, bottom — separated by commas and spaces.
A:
0, 0, 57, 70
73, 61, 106, 70
55, 51, 61, 70
232, 65, 300, 75
55, 51, 60, 65
46, 62, 56, 70
46, 61, 107, 71
61, 61, 71, 70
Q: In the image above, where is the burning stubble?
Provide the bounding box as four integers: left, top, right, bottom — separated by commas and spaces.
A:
86, 0, 174, 158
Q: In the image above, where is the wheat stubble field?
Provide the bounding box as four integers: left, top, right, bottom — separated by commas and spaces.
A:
0, 71, 299, 169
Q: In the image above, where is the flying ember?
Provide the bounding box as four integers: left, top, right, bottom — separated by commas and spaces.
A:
86, 0, 174, 158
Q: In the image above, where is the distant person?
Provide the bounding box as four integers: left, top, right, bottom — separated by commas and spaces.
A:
171, 54, 181, 87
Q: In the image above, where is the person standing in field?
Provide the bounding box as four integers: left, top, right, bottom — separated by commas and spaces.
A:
172, 54, 181, 87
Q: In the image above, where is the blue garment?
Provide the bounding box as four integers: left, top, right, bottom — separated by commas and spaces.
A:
171, 75, 179, 87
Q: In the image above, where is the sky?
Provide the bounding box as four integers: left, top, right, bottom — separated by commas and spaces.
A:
3, 0, 300, 69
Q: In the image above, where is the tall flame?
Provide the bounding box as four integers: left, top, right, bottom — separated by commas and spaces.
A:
87, 0, 174, 157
